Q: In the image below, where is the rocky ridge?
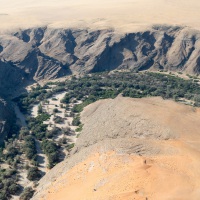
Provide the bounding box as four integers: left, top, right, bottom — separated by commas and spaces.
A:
1, 24, 200, 149
1, 26, 200, 85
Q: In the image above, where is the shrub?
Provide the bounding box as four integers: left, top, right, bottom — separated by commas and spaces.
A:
41, 140, 59, 169
37, 104, 43, 114
27, 167, 41, 181
24, 136, 37, 161
67, 143, 75, 150
62, 127, 71, 135
8, 183, 20, 195
61, 94, 71, 104
75, 124, 83, 132
0, 173, 20, 199
194, 95, 200, 106
53, 108, 59, 113
20, 187, 35, 200
46, 127, 61, 138
72, 116, 81, 126
19, 127, 29, 140
53, 116, 64, 124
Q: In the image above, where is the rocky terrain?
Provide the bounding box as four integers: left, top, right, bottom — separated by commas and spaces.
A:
0, 97, 14, 144
1, 26, 200, 82
32, 96, 200, 200
1, 25, 200, 142
0, 25, 200, 94
1, 1, 200, 199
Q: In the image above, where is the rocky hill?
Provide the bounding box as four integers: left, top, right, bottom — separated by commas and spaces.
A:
0, 1, 200, 198
1, 26, 200, 84
1, 25, 200, 152
1, 24, 200, 199
32, 96, 200, 200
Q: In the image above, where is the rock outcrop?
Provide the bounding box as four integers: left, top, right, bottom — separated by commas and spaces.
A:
1, 25, 200, 167
0, 97, 15, 144
2, 25, 200, 142
1, 26, 200, 85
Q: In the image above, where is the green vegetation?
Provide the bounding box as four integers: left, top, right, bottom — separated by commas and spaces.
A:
67, 143, 75, 150
53, 116, 64, 124
53, 108, 59, 113
19, 127, 29, 140
37, 104, 43, 114
194, 95, 200, 107
75, 124, 84, 132
27, 167, 41, 181
0, 169, 20, 200
61, 71, 200, 107
72, 115, 81, 126
46, 127, 61, 139
24, 136, 37, 164
0, 127, 31, 199
27, 113, 50, 140
8, 70, 200, 199
41, 140, 59, 169
19, 187, 34, 200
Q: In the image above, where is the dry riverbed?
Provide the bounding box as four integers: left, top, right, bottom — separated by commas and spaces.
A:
13, 84, 82, 199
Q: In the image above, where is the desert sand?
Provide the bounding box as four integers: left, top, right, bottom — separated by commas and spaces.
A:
33, 97, 200, 200
1, 0, 200, 32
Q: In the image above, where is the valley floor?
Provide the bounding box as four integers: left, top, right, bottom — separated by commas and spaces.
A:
11, 84, 82, 199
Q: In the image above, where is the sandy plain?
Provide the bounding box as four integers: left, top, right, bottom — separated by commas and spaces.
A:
1, 0, 200, 32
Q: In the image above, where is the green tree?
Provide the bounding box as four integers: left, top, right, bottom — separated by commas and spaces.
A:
38, 104, 43, 114
20, 187, 35, 200
27, 167, 41, 181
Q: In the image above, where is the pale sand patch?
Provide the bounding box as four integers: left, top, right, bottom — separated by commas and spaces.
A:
31, 91, 82, 144
31, 104, 38, 118
1, 0, 200, 33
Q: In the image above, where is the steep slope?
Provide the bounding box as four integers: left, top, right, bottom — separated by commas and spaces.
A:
0, 97, 15, 144
32, 96, 200, 200
0, 25, 200, 163
0, 60, 26, 96
1, 26, 200, 85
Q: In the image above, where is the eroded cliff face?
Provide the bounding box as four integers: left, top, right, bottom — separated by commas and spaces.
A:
0, 25, 200, 149
0, 60, 22, 142
0, 98, 14, 144
1, 25, 200, 198
0, 26, 200, 85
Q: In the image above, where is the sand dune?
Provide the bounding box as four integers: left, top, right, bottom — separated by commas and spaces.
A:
1, 0, 200, 32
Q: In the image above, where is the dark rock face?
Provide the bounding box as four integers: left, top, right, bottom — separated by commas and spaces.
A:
0, 25, 200, 142
1, 26, 200, 82
0, 98, 14, 144
0, 60, 25, 96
